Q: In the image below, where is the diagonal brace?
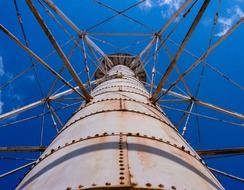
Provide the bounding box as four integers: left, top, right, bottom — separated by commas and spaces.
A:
151, 0, 210, 103
26, 0, 92, 102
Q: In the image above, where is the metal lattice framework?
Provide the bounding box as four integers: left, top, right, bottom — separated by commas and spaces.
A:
0, 0, 243, 189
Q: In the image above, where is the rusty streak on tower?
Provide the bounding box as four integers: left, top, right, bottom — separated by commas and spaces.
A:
16, 54, 224, 190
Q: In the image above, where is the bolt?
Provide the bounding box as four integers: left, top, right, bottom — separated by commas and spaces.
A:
159, 184, 164, 188
146, 183, 152, 187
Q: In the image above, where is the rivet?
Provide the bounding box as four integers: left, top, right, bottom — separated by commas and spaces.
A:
95, 134, 99, 137
120, 172, 124, 175
65, 143, 69, 146
132, 182, 137, 186
105, 182, 111, 186
66, 187, 71, 190
51, 149, 55, 153
120, 176, 125, 180
92, 184, 96, 186
103, 132, 107, 135
119, 156, 123, 159
146, 183, 151, 187
72, 140, 75, 143
152, 136, 155, 139
119, 160, 123, 163
172, 186, 176, 190
78, 185, 83, 188
120, 182, 125, 185
120, 167, 125, 170
119, 164, 124, 166
181, 146, 185, 150
159, 184, 164, 188
136, 133, 140, 136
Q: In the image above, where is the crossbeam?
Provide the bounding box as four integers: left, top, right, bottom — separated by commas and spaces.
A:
44, 0, 113, 67
209, 167, 244, 182
26, 0, 92, 102
0, 161, 36, 179
0, 24, 83, 98
197, 147, 244, 156
151, 0, 210, 102
159, 16, 244, 101
164, 89, 244, 120
0, 146, 46, 152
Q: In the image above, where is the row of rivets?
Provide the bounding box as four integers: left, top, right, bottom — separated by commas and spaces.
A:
59, 108, 172, 135
17, 132, 202, 188
119, 134, 126, 185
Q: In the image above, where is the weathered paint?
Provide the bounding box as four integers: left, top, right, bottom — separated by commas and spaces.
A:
17, 55, 224, 190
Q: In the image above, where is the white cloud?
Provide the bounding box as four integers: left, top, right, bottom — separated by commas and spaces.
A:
216, 6, 244, 37
140, 0, 153, 10
0, 56, 24, 117
140, 0, 185, 19
159, 0, 184, 18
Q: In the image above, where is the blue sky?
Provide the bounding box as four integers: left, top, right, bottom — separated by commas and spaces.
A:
0, 0, 243, 189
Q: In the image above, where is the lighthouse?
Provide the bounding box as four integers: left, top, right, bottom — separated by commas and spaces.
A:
16, 54, 224, 190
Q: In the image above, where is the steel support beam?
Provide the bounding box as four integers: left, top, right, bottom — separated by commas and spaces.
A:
0, 86, 78, 121
197, 147, 244, 156
151, 0, 210, 103
164, 89, 243, 120
26, 0, 92, 102
0, 161, 36, 179
130, 0, 193, 67
0, 24, 83, 98
209, 167, 244, 182
44, 0, 113, 67
160, 16, 244, 100
0, 146, 46, 152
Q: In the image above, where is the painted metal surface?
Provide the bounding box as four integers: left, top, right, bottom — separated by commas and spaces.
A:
17, 59, 224, 189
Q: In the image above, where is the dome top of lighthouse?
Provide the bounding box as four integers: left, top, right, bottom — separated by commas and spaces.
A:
95, 53, 146, 82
